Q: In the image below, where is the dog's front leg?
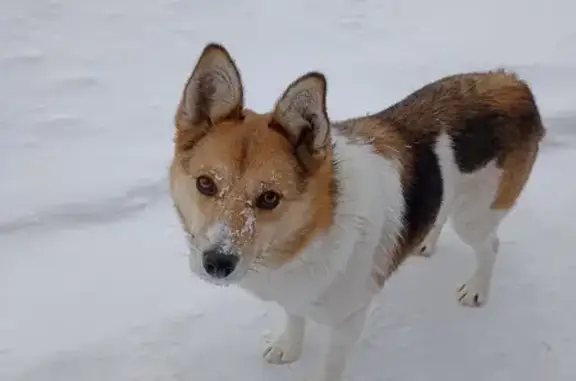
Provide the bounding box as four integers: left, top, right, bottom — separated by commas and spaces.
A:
316, 307, 368, 381
264, 312, 306, 364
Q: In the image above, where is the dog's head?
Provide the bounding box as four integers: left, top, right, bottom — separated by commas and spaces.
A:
170, 43, 336, 285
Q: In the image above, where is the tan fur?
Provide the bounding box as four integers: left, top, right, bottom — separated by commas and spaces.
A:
492, 141, 540, 210
170, 44, 341, 269
332, 117, 412, 174
172, 107, 335, 267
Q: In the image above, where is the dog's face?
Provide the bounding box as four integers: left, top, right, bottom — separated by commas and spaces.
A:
170, 43, 335, 286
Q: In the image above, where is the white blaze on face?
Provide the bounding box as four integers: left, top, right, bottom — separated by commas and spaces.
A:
239, 207, 256, 237
204, 207, 256, 254
205, 222, 232, 251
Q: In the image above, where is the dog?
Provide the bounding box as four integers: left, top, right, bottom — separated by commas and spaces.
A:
169, 43, 545, 381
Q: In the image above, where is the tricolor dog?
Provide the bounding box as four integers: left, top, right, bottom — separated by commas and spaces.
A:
170, 43, 545, 381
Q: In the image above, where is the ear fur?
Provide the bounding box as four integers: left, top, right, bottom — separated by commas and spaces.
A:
272, 72, 331, 172
180, 43, 244, 127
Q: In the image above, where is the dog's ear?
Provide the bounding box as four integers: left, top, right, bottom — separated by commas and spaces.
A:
179, 43, 244, 128
271, 72, 331, 173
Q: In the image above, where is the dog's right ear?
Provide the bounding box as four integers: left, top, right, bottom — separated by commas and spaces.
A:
177, 43, 244, 131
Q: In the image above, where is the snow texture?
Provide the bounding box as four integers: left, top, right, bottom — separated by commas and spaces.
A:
1, 0, 575, 380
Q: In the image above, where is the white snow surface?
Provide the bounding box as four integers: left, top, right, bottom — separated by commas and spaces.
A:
1, 0, 575, 380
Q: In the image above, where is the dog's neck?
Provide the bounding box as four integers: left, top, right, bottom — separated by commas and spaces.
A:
240, 132, 404, 316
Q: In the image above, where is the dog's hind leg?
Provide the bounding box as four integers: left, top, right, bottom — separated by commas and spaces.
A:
452, 144, 539, 307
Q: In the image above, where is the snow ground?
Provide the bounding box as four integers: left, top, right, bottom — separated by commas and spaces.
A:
1, 0, 575, 380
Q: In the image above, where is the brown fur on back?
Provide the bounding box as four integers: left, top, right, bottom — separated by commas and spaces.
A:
333, 70, 545, 275
373, 70, 545, 161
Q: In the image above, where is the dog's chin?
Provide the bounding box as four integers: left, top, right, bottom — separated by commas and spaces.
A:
199, 274, 240, 287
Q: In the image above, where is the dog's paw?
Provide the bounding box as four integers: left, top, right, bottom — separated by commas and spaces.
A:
416, 242, 436, 257
413, 229, 442, 258
263, 337, 302, 364
457, 276, 490, 307
414, 237, 438, 258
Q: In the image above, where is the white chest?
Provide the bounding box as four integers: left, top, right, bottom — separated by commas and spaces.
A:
241, 228, 381, 324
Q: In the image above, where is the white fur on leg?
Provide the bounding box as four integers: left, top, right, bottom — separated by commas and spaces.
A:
448, 157, 508, 308
264, 313, 306, 364
458, 236, 500, 307
451, 189, 507, 308
311, 308, 367, 381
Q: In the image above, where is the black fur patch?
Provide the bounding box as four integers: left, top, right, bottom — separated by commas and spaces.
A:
400, 141, 443, 248
450, 113, 502, 173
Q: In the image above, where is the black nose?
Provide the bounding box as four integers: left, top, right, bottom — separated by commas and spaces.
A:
202, 248, 239, 279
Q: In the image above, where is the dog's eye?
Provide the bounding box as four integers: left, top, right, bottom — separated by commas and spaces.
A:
255, 191, 281, 210
196, 175, 218, 197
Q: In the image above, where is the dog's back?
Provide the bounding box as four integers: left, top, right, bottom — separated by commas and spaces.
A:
336, 70, 545, 305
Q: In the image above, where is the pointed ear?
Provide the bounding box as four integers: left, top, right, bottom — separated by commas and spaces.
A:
180, 43, 244, 127
272, 72, 331, 172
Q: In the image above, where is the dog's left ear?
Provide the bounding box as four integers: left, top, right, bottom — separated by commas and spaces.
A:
272, 72, 331, 173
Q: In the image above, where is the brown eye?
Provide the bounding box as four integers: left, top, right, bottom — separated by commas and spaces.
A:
255, 191, 281, 210
196, 175, 217, 196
